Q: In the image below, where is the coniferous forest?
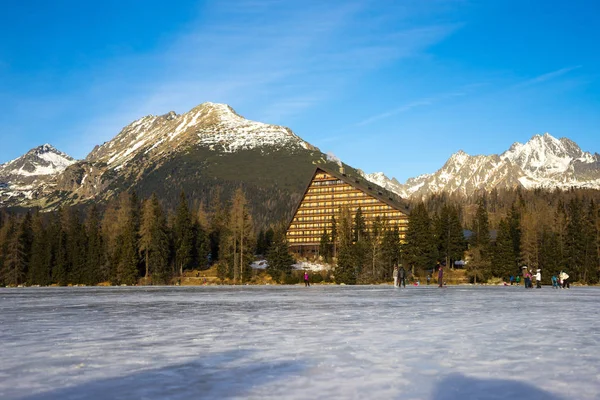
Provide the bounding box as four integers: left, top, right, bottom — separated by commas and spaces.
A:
0, 187, 599, 286
0, 189, 275, 287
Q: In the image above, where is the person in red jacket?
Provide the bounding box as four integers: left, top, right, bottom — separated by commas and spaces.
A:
438, 263, 443, 288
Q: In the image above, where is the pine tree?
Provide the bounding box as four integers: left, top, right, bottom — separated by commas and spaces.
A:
335, 207, 356, 284
85, 205, 105, 285
66, 209, 87, 284
553, 200, 568, 270
404, 202, 437, 271
221, 189, 255, 284
353, 207, 366, 242
520, 212, 541, 276
581, 200, 599, 283
330, 215, 337, 258
473, 197, 490, 248
319, 229, 331, 263
435, 204, 464, 269
101, 197, 122, 281
52, 207, 70, 286
256, 229, 266, 256
466, 246, 491, 284
491, 218, 516, 279
28, 211, 51, 286
193, 212, 210, 270
0, 214, 13, 286
565, 198, 585, 281
208, 189, 226, 263
139, 195, 171, 284
264, 227, 275, 255
508, 203, 522, 270
19, 212, 34, 283
365, 216, 385, 281
381, 227, 401, 272
350, 207, 369, 280
538, 227, 561, 280
196, 200, 209, 232
115, 193, 140, 285
149, 195, 171, 284
591, 200, 600, 283
173, 191, 194, 276
0, 216, 26, 286
139, 197, 154, 281
266, 227, 295, 283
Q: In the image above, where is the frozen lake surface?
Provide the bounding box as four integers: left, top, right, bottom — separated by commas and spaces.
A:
1, 285, 599, 400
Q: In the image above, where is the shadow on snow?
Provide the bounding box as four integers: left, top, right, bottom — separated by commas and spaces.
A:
429, 373, 565, 400
20, 349, 306, 400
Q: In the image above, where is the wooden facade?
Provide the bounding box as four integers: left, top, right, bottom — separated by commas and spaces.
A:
287, 166, 410, 256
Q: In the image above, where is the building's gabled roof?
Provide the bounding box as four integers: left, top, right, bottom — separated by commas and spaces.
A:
319, 165, 411, 213
287, 164, 411, 231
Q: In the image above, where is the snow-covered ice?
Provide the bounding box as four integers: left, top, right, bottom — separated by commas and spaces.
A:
0, 286, 599, 399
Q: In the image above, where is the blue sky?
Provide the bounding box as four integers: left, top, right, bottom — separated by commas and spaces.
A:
1, 0, 599, 182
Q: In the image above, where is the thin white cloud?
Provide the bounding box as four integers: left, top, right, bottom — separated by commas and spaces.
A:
513, 66, 582, 89
356, 91, 465, 126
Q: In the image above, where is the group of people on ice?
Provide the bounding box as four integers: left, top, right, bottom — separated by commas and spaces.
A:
511, 267, 570, 289
553, 271, 570, 289
392, 263, 444, 287
392, 264, 407, 288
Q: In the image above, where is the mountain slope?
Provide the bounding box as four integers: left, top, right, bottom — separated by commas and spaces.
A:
362, 133, 600, 199
0, 103, 352, 228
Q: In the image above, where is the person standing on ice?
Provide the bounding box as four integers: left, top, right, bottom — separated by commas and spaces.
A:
534, 269, 542, 288
399, 265, 406, 288
304, 271, 310, 287
522, 266, 529, 289
437, 263, 443, 288
393, 265, 399, 287
560, 270, 570, 289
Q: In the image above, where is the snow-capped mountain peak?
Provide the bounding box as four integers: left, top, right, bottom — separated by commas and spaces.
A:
501, 132, 595, 177
0, 144, 76, 204
0, 144, 75, 178
362, 132, 600, 199
86, 102, 316, 168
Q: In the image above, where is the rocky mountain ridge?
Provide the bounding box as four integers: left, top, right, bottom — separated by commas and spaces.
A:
362, 133, 600, 199
2, 104, 599, 213
0, 103, 333, 227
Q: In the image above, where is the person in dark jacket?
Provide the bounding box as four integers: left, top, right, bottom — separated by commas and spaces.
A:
399, 265, 406, 288
438, 263, 444, 288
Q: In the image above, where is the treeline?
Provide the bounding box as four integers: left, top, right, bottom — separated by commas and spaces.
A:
419, 188, 600, 284
327, 188, 600, 285
0, 189, 281, 287
317, 208, 402, 284
323, 203, 465, 284
2, 184, 599, 286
